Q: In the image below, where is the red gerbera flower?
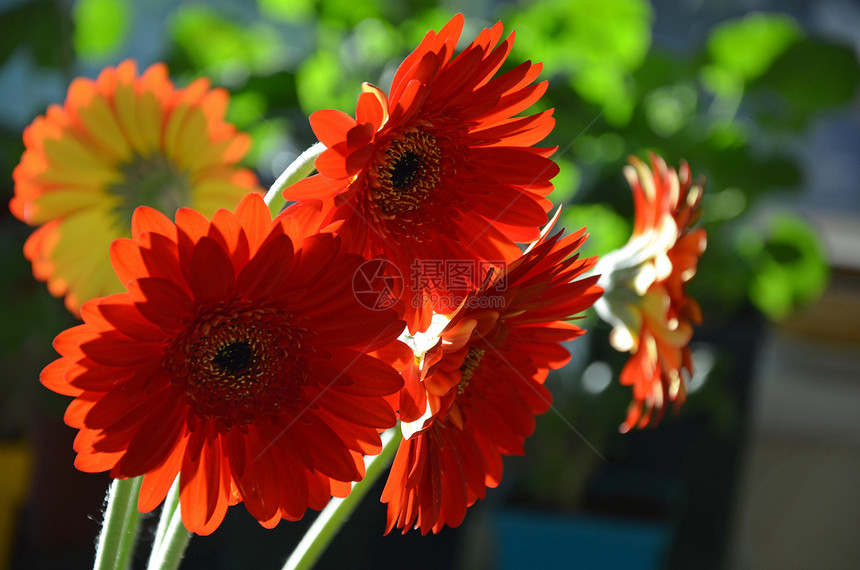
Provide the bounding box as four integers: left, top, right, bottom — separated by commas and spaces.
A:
283, 13, 558, 333
381, 226, 603, 534
594, 154, 706, 431
41, 192, 405, 535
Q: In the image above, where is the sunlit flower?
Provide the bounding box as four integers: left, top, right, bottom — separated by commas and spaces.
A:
381, 226, 602, 534
41, 193, 405, 535
10, 59, 260, 315
593, 154, 706, 431
283, 13, 558, 333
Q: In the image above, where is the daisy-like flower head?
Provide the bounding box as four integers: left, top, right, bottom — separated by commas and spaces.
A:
10, 59, 261, 315
593, 153, 707, 432
381, 225, 603, 534
41, 193, 405, 535
284, 13, 559, 333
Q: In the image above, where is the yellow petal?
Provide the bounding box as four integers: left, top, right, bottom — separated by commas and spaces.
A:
163, 101, 194, 166
113, 79, 149, 154
41, 133, 117, 181
137, 90, 165, 155
41, 208, 124, 306
75, 93, 132, 162
32, 188, 121, 222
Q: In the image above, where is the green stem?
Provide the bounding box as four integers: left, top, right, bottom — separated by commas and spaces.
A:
147, 480, 192, 570
282, 427, 403, 570
149, 477, 181, 560
264, 142, 326, 215
115, 497, 142, 570
94, 476, 143, 570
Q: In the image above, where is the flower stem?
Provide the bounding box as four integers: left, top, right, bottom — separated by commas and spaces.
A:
147, 479, 192, 570
282, 427, 402, 570
94, 476, 143, 570
150, 478, 181, 560
264, 141, 325, 215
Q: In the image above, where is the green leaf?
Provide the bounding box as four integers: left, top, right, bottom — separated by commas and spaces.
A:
73, 0, 130, 59
707, 12, 801, 82
296, 48, 360, 114
317, 0, 383, 27
508, 0, 652, 126
742, 214, 829, 320
226, 90, 268, 130
0, 0, 71, 67
258, 0, 315, 22
561, 203, 631, 258
752, 38, 860, 127
171, 6, 286, 76
551, 159, 581, 204
644, 83, 697, 138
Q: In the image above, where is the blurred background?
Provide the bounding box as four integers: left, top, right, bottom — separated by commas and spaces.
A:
1, 0, 858, 568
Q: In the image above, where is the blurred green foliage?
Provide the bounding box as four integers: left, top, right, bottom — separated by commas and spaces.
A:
0, 0, 855, 435
73, 0, 130, 59
508, 0, 652, 125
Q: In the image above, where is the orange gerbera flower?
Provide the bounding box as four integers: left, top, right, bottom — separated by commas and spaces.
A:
593, 154, 706, 431
283, 13, 558, 333
41, 193, 405, 535
10, 59, 260, 315
381, 227, 602, 534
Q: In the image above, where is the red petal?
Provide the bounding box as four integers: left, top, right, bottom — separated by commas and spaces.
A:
282, 174, 344, 200
208, 208, 250, 273
175, 207, 211, 262
468, 109, 555, 147
41, 358, 83, 396
179, 433, 230, 535
298, 413, 360, 482
309, 108, 357, 148
469, 147, 559, 184
465, 184, 548, 228
233, 192, 274, 254
314, 146, 354, 179
79, 332, 161, 367
112, 401, 187, 476
188, 236, 235, 303
318, 389, 396, 428
344, 143, 374, 174
110, 238, 146, 286
96, 299, 164, 341
139, 232, 185, 286
286, 232, 341, 288
339, 350, 404, 393
233, 427, 282, 524
355, 87, 387, 129
129, 277, 192, 331
138, 439, 186, 513
131, 206, 176, 240
235, 234, 293, 300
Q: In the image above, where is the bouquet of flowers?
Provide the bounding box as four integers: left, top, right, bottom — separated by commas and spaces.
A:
10, 13, 706, 569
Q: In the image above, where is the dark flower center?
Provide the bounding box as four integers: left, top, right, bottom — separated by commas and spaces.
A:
213, 340, 254, 374
165, 305, 309, 426
390, 151, 421, 189
457, 347, 486, 394
372, 130, 441, 217
109, 153, 192, 225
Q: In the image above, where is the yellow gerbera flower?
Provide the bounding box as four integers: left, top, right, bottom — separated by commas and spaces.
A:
10, 59, 261, 315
